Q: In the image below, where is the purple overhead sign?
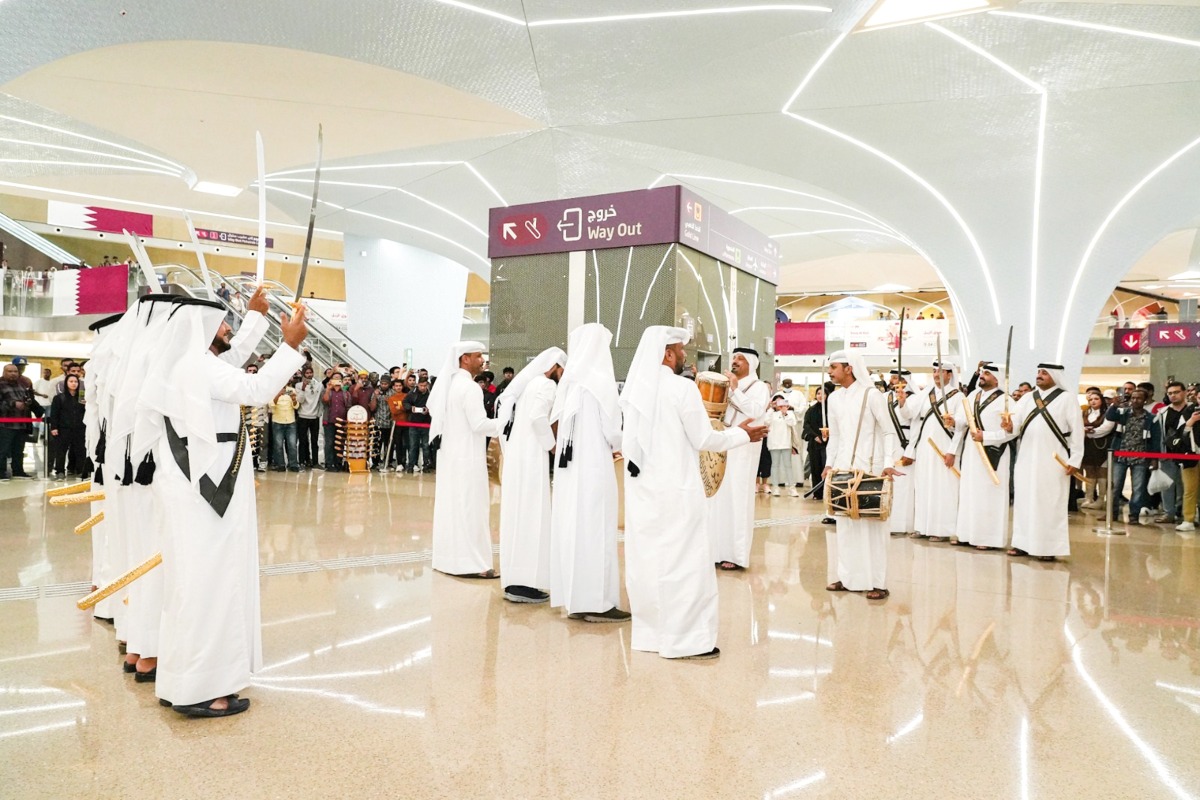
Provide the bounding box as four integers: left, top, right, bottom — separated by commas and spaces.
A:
488, 186, 779, 284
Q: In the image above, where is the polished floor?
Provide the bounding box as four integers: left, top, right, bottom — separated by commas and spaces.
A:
2, 466, 1200, 799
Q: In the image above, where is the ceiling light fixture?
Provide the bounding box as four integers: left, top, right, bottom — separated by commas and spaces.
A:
1169, 270, 1200, 280
267, 178, 485, 235
0, 179, 341, 236
771, 227, 908, 243
192, 181, 243, 197
733, 206, 898, 233
785, 111, 1000, 325
1056, 132, 1200, 362
860, 0, 993, 31
873, 283, 913, 293
0, 113, 189, 173
529, 5, 831, 27
0, 136, 180, 171
267, 160, 506, 206
782, 29, 850, 111
992, 10, 1200, 49
928, 21, 1046, 347
265, 184, 489, 266
0, 158, 178, 177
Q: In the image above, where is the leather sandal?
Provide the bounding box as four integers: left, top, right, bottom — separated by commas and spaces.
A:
826, 581, 848, 592
866, 588, 890, 601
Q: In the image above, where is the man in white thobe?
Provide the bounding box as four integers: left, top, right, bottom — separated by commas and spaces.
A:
495, 347, 566, 603
886, 369, 917, 536
823, 350, 901, 601
429, 341, 505, 578
1003, 363, 1085, 561
549, 324, 628, 622
709, 347, 770, 570
903, 360, 962, 542
951, 362, 1016, 550
149, 297, 307, 717
621, 327, 767, 659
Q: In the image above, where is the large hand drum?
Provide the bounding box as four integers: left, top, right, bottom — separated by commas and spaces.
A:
697, 371, 730, 498
824, 470, 893, 521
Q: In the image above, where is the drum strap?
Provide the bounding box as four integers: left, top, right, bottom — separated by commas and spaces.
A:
849, 388, 873, 472
887, 395, 909, 449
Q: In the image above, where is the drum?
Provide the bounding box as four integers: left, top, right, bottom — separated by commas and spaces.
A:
824, 469, 893, 521
695, 372, 730, 497
696, 371, 730, 419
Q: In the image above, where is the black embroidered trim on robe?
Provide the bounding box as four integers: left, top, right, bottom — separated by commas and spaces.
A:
163, 418, 247, 518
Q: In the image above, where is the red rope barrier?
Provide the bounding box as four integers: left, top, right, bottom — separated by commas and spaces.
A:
0, 417, 43, 423
1113, 450, 1200, 461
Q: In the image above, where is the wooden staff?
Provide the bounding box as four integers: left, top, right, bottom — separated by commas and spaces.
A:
962, 395, 1000, 486
50, 491, 105, 506
46, 480, 91, 498
76, 553, 161, 610
927, 437, 961, 478
1053, 453, 1090, 484
74, 512, 103, 535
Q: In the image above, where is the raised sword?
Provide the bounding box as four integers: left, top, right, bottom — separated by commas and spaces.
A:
293, 124, 324, 306
1002, 325, 1013, 425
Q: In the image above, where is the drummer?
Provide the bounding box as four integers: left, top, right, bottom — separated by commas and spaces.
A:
823, 350, 902, 602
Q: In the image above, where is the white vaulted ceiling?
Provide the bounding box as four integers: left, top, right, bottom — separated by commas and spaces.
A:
3, 0, 1200, 373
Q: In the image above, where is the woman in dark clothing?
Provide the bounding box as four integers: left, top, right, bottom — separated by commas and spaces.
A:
49, 374, 86, 478
802, 383, 832, 486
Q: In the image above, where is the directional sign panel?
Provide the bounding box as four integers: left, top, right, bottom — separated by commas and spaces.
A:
488, 188, 680, 258
1147, 322, 1200, 348
1112, 327, 1143, 355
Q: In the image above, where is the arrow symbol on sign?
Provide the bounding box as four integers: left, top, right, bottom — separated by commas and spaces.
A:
1124, 334, 1138, 349
502, 222, 517, 240
1160, 330, 1171, 340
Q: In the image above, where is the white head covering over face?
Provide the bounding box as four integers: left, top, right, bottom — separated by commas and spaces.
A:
979, 361, 1005, 387
427, 340, 485, 441
619, 325, 689, 468
732, 347, 760, 380
494, 346, 567, 437
139, 298, 228, 486
825, 349, 871, 389
552, 324, 618, 433
83, 311, 127, 462
1037, 362, 1067, 391
931, 358, 960, 390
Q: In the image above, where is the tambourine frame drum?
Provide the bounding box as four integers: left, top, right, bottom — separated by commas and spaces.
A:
824, 469, 893, 521
696, 371, 731, 497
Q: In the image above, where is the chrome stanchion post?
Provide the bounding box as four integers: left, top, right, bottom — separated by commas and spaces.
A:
1096, 450, 1124, 536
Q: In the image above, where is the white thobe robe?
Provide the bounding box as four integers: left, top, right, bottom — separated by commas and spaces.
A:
624, 366, 750, 658
125, 311, 268, 658
1010, 388, 1084, 557
432, 370, 504, 575
906, 388, 963, 538
550, 392, 622, 614
155, 344, 304, 706
827, 381, 898, 591
498, 375, 557, 589
953, 388, 1016, 548
886, 390, 917, 534
707, 377, 769, 568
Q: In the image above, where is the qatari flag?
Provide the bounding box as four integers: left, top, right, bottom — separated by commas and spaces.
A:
47, 200, 154, 236
52, 264, 129, 316
775, 321, 826, 356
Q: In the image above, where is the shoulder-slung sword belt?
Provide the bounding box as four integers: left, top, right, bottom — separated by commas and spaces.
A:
974, 388, 1008, 470
887, 394, 909, 449
163, 416, 248, 518
1020, 388, 1070, 454
917, 387, 959, 441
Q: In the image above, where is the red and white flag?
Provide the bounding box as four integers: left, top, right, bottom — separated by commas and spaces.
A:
47, 200, 154, 236
52, 264, 129, 316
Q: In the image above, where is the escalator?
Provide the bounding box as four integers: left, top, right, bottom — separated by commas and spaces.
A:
154, 265, 387, 374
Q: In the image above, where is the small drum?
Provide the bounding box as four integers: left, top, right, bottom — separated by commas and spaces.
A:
695, 372, 731, 498
824, 470, 893, 521
696, 371, 730, 419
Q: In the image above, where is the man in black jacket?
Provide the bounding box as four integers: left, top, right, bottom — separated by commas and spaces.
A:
0, 363, 39, 479
403, 379, 433, 472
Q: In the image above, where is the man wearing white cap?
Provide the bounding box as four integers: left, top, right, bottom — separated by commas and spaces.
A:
428, 341, 506, 578
1002, 363, 1084, 561
549, 324, 628, 622
495, 346, 567, 603
903, 360, 962, 542
709, 346, 770, 570
621, 326, 767, 659
823, 350, 902, 601
951, 361, 1016, 550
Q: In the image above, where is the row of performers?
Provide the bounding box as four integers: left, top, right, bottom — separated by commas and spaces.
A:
427, 326, 771, 660
72, 287, 308, 718
823, 354, 1083, 602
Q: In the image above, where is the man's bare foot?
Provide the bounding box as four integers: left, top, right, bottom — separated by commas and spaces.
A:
136, 656, 157, 672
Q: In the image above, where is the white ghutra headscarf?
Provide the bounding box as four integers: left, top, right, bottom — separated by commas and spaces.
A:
620, 325, 689, 470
